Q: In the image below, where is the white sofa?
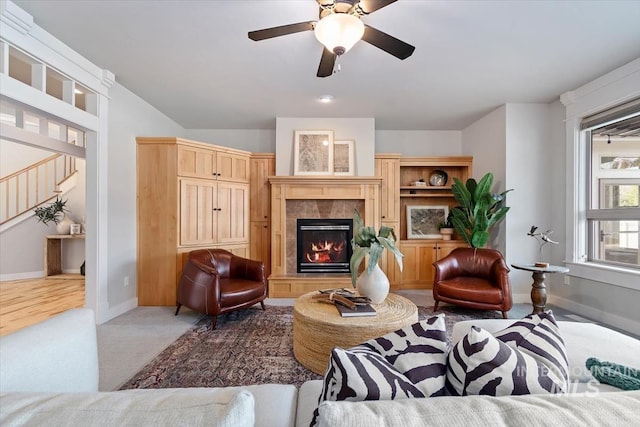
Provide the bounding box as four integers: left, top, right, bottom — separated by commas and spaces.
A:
1, 309, 639, 426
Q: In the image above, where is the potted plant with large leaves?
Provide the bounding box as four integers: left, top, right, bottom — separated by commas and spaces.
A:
450, 172, 512, 248
350, 209, 403, 303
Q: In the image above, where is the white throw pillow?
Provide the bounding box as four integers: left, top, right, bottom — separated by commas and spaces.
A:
311, 316, 448, 426
447, 311, 569, 396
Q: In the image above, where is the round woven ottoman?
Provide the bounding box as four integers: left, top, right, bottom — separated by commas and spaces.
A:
293, 291, 419, 375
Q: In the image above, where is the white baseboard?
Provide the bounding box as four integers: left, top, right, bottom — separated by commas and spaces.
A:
0, 271, 43, 281
549, 294, 640, 336
103, 297, 138, 324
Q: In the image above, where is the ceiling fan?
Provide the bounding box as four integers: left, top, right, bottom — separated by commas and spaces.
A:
248, 0, 415, 77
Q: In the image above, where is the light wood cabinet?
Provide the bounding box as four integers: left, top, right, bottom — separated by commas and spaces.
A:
395, 156, 472, 289
375, 154, 401, 223
249, 154, 275, 278
399, 156, 472, 240
375, 154, 401, 287
250, 220, 271, 278
179, 178, 216, 246
179, 178, 249, 246
250, 154, 274, 222
137, 137, 251, 306
399, 240, 465, 288
178, 144, 249, 182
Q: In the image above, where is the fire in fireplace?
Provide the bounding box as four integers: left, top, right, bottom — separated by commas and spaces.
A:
297, 219, 353, 273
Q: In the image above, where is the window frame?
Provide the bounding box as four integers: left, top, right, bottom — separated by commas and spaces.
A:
569, 108, 640, 288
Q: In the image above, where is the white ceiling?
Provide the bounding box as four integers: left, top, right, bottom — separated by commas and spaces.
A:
12, 0, 640, 130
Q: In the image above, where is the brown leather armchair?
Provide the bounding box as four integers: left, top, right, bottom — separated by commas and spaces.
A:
432, 247, 512, 319
175, 249, 267, 329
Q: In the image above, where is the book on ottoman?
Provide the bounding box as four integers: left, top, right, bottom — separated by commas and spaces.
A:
335, 303, 376, 317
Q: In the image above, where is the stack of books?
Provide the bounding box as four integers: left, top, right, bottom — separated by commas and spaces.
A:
312, 288, 376, 317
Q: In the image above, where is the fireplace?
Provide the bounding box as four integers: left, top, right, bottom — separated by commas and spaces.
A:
297, 219, 353, 273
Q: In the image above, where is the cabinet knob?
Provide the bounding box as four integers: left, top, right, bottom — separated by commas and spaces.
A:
217, 173, 221, 176
264, 215, 267, 219
382, 215, 386, 219
264, 225, 267, 229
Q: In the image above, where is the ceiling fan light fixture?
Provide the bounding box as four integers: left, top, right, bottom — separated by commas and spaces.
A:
314, 13, 364, 56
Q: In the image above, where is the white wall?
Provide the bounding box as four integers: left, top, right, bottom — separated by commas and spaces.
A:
547, 100, 568, 276
106, 82, 184, 312
0, 140, 51, 176
504, 103, 554, 298
461, 106, 507, 252
275, 117, 375, 176
375, 131, 462, 156
185, 129, 275, 153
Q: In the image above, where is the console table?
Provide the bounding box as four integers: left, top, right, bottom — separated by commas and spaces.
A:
511, 263, 569, 314
44, 234, 85, 279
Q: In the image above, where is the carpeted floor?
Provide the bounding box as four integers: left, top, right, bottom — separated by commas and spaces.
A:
119, 304, 501, 390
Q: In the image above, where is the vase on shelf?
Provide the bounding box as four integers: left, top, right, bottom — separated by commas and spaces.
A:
55, 213, 74, 234
440, 228, 454, 240
356, 263, 390, 304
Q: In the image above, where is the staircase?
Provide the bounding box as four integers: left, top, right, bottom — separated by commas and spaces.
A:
0, 154, 77, 225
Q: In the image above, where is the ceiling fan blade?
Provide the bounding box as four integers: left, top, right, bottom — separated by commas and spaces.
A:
317, 48, 336, 78
356, 0, 397, 15
248, 21, 315, 41
361, 25, 415, 60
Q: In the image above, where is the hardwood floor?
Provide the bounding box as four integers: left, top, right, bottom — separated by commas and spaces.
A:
0, 277, 85, 336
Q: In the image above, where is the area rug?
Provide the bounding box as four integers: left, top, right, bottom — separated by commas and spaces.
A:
119, 304, 502, 390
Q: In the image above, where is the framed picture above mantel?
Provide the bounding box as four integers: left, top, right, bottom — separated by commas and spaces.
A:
293, 130, 334, 175
333, 140, 355, 176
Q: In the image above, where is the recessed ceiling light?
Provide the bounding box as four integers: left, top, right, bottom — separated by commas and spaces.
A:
319, 95, 333, 103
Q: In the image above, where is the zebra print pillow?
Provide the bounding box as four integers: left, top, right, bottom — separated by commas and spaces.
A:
311, 316, 448, 426
447, 311, 569, 396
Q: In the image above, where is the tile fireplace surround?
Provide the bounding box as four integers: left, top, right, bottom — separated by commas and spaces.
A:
268, 176, 382, 298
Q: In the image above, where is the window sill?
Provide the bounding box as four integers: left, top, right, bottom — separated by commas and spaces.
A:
564, 261, 640, 291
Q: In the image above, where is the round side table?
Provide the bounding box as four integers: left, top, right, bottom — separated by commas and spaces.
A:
511, 263, 569, 314
293, 292, 418, 375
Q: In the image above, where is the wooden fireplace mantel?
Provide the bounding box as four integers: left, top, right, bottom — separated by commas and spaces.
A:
268, 176, 382, 297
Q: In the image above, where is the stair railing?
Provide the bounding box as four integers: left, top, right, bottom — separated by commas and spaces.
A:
0, 154, 76, 225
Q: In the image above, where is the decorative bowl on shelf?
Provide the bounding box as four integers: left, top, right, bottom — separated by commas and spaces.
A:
429, 170, 448, 186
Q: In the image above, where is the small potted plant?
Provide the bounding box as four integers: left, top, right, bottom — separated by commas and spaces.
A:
350, 209, 403, 303
438, 212, 455, 240
33, 197, 73, 234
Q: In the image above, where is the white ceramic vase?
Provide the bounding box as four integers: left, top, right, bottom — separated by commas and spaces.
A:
55, 213, 73, 234
356, 263, 390, 304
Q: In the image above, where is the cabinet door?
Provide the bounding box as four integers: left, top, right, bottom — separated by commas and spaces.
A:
399, 241, 436, 287
436, 241, 464, 261
217, 152, 250, 183
250, 220, 271, 277
177, 145, 216, 179
376, 157, 400, 222
217, 182, 249, 243
179, 178, 216, 246
250, 156, 275, 222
